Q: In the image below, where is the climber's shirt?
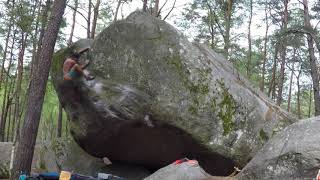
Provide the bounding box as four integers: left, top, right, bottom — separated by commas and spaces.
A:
63, 58, 80, 80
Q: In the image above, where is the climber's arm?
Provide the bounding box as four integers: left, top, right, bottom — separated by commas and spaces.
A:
63, 58, 77, 75
80, 60, 90, 69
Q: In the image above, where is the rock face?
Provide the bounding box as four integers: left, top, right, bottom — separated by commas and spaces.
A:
51, 11, 296, 175
0, 142, 12, 178
144, 160, 210, 180
238, 117, 320, 179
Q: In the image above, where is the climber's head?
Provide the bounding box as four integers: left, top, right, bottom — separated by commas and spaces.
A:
69, 52, 80, 61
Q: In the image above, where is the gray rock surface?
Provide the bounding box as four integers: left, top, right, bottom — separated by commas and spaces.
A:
51, 11, 296, 175
238, 117, 320, 179
0, 142, 12, 178
144, 160, 210, 180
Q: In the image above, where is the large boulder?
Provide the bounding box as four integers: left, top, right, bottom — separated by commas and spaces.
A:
51, 11, 296, 175
238, 117, 320, 179
0, 142, 12, 178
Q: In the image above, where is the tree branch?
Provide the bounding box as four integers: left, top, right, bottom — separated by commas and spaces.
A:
314, 20, 320, 30
67, 4, 88, 22
286, 27, 320, 61
207, 3, 226, 40
157, 0, 168, 17
163, 0, 176, 20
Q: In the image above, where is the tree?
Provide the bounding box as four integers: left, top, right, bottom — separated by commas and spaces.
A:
0, 0, 15, 88
246, 0, 253, 78
287, 50, 295, 112
0, 0, 15, 141
267, 41, 279, 99
162, 0, 176, 20
114, 0, 131, 22
11, 0, 67, 178
154, 0, 159, 16
87, 0, 92, 38
91, 0, 101, 39
30, 0, 51, 77
303, 0, 320, 115
260, 0, 270, 92
68, 0, 78, 44
179, 0, 240, 59
95, 2, 113, 32
295, 62, 302, 119
276, 0, 289, 106
143, 0, 148, 12
57, 104, 62, 138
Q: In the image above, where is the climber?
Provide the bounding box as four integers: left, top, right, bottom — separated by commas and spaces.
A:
63, 52, 94, 81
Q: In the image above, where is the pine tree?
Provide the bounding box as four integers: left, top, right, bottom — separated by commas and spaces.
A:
11, 0, 67, 178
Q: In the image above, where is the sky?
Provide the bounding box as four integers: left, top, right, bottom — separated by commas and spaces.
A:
63, 0, 193, 41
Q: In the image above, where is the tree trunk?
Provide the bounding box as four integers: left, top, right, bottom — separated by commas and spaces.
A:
6, 96, 13, 142
206, 4, 215, 49
30, 0, 41, 78
260, 1, 269, 92
0, 31, 10, 89
66, 114, 70, 137
312, 34, 320, 59
4, 78, 15, 142
303, 0, 320, 115
12, 33, 28, 142
0, 6, 14, 89
154, 0, 160, 16
295, 63, 302, 119
10, 100, 15, 141
8, 77, 16, 142
31, 0, 51, 78
287, 60, 295, 112
114, 0, 122, 22
268, 43, 279, 98
57, 104, 62, 138
87, 0, 92, 38
0, 77, 11, 141
276, 0, 288, 106
246, 0, 252, 78
7, 30, 17, 142
223, 0, 233, 59
308, 85, 312, 118
91, 0, 100, 39
11, 0, 67, 178
0, 74, 10, 141
143, 0, 148, 12
0, 28, 17, 141
1, 71, 15, 142
68, 0, 78, 44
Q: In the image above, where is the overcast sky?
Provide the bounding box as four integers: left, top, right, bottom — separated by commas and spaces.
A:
63, 0, 193, 41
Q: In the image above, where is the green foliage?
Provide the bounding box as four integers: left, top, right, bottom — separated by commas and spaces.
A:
216, 80, 236, 135
259, 129, 269, 142
290, 86, 315, 119
39, 81, 69, 141
176, 0, 245, 57
96, 2, 113, 33
14, 1, 34, 32
0, 162, 10, 179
